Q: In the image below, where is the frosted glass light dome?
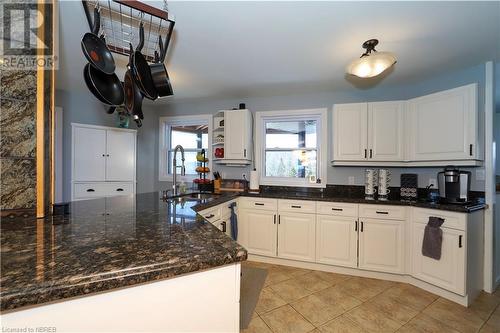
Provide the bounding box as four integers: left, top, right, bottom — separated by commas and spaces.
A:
346, 39, 397, 78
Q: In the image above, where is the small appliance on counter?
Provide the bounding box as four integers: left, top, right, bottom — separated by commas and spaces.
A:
437, 167, 471, 204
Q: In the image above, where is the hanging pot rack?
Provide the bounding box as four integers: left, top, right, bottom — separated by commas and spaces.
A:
81, 0, 175, 63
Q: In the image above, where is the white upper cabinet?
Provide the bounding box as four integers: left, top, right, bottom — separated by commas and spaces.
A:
217, 109, 253, 164
106, 130, 136, 181
333, 103, 368, 161
368, 101, 405, 161
408, 83, 478, 161
73, 126, 107, 181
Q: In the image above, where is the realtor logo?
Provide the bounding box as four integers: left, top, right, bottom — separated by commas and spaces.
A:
1, 2, 57, 69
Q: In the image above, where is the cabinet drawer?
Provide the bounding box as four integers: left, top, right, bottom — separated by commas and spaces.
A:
198, 206, 221, 223
411, 208, 466, 231
74, 183, 108, 199
359, 204, 406, 220
239, 197, 277, 211
73, 182, 134, 200
317, 202, 358, 217
278, 199, 316, 214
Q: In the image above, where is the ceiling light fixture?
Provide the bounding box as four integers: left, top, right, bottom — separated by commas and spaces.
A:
346, 39, 397, 78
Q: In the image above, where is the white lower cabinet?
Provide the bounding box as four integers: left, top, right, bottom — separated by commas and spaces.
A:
358, 218, 404, 274
238, 208, 277, 257
411, 217, 466, 295
316, 215, 358, 268
277, 213, 316, 262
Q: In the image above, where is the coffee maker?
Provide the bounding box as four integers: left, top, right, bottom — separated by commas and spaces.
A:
437, 167, 471, 204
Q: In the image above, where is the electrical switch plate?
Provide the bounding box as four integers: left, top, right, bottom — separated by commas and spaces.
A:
348, 176, 355, 185
476, 169, 485, 181
429, 178, 436, 187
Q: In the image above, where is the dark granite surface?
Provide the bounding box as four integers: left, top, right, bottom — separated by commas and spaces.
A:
194, 185, 486, 213
0, 192, 247, 312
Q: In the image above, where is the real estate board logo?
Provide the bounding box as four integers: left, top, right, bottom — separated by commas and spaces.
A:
1, 2, 57, 70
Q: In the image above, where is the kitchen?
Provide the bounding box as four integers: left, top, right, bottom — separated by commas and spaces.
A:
1, 1, 500, 333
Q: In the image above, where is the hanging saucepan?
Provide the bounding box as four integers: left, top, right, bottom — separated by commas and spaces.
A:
81, 7, 115, 75
132, 22, 158, 101
124, 43, 144, 127
84, 63, 124, 113
149, 35, 174, 97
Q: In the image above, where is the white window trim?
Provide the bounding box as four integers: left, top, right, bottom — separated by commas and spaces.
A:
255, 108, 328, 188
159, 114, 213, 182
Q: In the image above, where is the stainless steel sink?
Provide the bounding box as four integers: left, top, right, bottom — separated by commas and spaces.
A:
164, 192, 221, 203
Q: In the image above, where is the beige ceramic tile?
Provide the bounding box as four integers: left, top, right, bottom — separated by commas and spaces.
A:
336, 276, 393, 302
308, 270, 351, 285
270, 279, 314, 303
422, 298, 485, 333
345, 302, 402, 333
478, 323, 499, 333
294, 272, 333, 292
261, 305, 315, 333
255, 287, 287, 315
318, 315, 365, 333
486, 307, 500, 330
314, 285, 362, 312
469, 292, 500, 320
264, 268, 293, 286
397, 313, 461, 333
240, 315, 272, 333
369, 293, 420, 325
272, 264, 311, 277
291, 294, 345, 326
381, 283, 438, 311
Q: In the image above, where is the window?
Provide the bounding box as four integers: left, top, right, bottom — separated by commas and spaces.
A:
256, 109, 327, 188
159, 115, 212, 181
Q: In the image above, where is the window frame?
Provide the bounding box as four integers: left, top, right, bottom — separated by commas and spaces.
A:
255, 108, 328, 188
159, 115, 213, 182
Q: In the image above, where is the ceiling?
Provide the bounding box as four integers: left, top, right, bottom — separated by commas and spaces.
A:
56, 1, 500, 104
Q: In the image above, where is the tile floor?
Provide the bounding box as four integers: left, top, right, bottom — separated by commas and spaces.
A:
241, 261, 500, 333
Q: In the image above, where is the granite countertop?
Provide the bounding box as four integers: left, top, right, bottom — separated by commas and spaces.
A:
194, 186, 486, 213
0, 192, 247, 312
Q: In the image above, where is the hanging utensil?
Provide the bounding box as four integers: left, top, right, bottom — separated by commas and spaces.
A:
124, 43, 144, 126
149, 34, 174, 97
132, 22, 158, 100
81, 7, 116, 75
84, 63, 124, 107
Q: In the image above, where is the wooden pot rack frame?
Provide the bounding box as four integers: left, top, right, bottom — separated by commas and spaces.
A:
82, 0, 175, 62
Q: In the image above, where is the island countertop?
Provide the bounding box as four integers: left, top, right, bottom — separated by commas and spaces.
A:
0, 192, 247, 312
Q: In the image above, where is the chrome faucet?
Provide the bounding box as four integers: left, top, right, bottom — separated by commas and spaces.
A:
172, 145, 186, 196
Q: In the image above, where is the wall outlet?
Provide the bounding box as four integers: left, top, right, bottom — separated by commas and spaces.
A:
429, 178, 437, 187
475, 169, 485, 181
348, 176, 355, 185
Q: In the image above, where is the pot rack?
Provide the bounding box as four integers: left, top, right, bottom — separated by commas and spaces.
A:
82, 0, 175, 62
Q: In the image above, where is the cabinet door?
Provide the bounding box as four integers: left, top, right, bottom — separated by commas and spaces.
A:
368, 101, 405, 161
73, 127, 106, 181
333, 103, 368, 161
316, 215, 358, 268
238, 208, 277, 257
408, 84, 477, 161
359, 218, 404, 274
277, 213, 315, 262
224, 110, 250, 160
106, 130, 136, 181
411, 223, 466, 295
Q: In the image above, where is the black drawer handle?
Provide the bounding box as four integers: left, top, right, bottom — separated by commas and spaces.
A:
86, 189, 95, 192
355, 220, 358, 231
291, 205, 301, 208
332, 208, 343, 211
459, 235, 463, 248
376, 211, 389, 215
255, 203, 264, 206
205, 214, 215, 219
116, 188, 124, 192
361, 221, 364, 232
221, 221, 227, 233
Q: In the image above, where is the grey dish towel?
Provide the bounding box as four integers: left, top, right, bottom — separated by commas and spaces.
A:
422, 216, 445, 260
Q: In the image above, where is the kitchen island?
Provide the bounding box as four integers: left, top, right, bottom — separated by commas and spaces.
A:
1, 192, 247, 332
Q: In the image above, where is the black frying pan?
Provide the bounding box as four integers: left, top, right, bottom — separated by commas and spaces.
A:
132, 22, 158, 101
81, 8, 115, 75
124, 44, 144, 126
84, 63, 124, 106
150, 35, 173, 97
